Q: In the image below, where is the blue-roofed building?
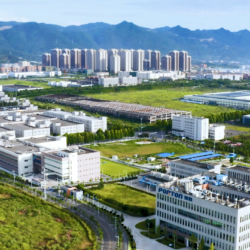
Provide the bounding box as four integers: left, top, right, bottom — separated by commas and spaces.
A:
157, 152, 175, 158
170, 158, 221, 178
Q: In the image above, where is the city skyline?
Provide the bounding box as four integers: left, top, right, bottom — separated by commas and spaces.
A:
0, 0, 250, 31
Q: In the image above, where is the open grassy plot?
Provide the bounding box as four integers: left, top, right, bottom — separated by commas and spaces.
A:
87, 88, 234, 117
226, 125, 250, 133
101, 159, 140, 177
89, 183, 155, 216
0, 183, 93, 250
0, 79, 51, 88
89, 140, 199, 158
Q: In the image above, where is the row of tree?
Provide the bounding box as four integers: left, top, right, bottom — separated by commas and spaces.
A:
64, 128, 135, 145
206, 110, 250, 123
0, 101, 18, 107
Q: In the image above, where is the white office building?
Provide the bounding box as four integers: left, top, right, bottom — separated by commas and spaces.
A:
119, 49, 132, 72
119, 76, 138, 85
43, 109, 107, 133
156, 177, 250, 250
209, 124, 225, 140
136, 70, 185, 80
51, 119, 84, 135
41, 147, 100, 182
95, 49, 108, 71
110, 54, 121, 74
98, 77, 119, 87
172, 115, 209, 141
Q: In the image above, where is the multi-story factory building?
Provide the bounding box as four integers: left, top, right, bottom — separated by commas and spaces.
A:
156, 177, 250, 250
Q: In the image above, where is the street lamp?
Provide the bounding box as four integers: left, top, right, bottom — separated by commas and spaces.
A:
12, 170, 15, 184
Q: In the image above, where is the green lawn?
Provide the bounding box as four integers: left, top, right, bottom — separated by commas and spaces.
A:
135, 219, 155, 230
101, 159, 140, 177
0, 183, 93, 250
89, 183, 156, 216
88, 140, 199, 158
0, 79, 51, 88
226, 125, 250, 133
87, 87, 235, 117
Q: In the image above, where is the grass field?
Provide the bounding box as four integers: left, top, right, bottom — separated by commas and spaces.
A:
0, 79, 51, 88
87, 87, 235, 117
0, 183, 93, 250
226, 125, 250, 133
90, 183, 155, 216
88, 140, 199, 158
101, 159, 140, 177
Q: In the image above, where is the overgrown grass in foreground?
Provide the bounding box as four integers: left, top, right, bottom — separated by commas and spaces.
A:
88, 140, 199, 158
0, 183, 93, 250
101, 159, 140, 178
87, 88, 234, 117
88, 183, 156, 216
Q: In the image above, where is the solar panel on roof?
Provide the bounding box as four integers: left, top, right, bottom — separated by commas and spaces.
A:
179, 151, 214, 160
189, 154, 221, 161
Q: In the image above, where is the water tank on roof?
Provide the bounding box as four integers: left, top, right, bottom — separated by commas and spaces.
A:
150, 171, 156, 176
155, 173, 163, 179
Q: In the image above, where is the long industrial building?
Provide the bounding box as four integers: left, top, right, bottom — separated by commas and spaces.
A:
184, 91, 250, 109
36, 94, 191, 123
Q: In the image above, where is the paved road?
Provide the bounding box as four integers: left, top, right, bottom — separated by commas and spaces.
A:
67, 198, 118, 250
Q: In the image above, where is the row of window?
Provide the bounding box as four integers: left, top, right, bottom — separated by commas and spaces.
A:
157, 211, 235, 243
157, 195, 236, 223
161, 221, 234, 250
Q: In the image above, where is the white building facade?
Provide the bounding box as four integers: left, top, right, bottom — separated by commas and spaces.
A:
209, 124, 225, 140
110, 54, 121, 74
172, 115, 209, 141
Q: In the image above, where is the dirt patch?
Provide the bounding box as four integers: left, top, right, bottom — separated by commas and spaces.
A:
18, 211, 25, 215
38, 242, 46, 246
64, 229, 72, 240
81, 241, 93, 248
0, 194, 10, 199
135, 141, 153, 145
55, 218, 63, 223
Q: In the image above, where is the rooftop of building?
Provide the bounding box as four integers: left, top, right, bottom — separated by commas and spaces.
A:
0, 127, 14, 133
172, 159, 218, 170
6, 123, 49, 131
227, 165, 250, 173
51, 118, 80, 126
186, 91, 250, 103
0, 140, 44, 154
23, 136, 64, 144
2, 84, 43, 89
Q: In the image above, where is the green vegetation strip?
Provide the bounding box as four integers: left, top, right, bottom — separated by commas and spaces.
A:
0, 79, 51, 88
226, 125, 250, 133
87, 88, 234, 117
87, 183, 156, 216
90, 140, 199, 158
0, 183, 95, 250
101, 159, 140, 178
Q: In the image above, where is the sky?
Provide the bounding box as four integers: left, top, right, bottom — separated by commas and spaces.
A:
0, 0, 249, 31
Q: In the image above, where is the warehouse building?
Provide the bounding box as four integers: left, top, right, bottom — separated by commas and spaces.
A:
184, 91, 250, 109
225, 165, 250, 184
156, 176, 250, 250
37, 95, 190, 123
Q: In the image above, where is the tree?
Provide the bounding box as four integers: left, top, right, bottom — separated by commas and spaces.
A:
198, 237, 205, 250
156, 225, 161, 236
173, 230, 177, 248
230, 157, 234, 164
209, 243, 214, 250
188, 234, 198, 250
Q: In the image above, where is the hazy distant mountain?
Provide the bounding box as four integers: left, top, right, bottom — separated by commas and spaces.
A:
0, 21, 250, 63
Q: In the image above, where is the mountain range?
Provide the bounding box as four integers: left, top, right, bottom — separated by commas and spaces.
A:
0, 21, 250, 63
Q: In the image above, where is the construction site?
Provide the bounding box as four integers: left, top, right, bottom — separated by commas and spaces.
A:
36, 94, 191, 123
